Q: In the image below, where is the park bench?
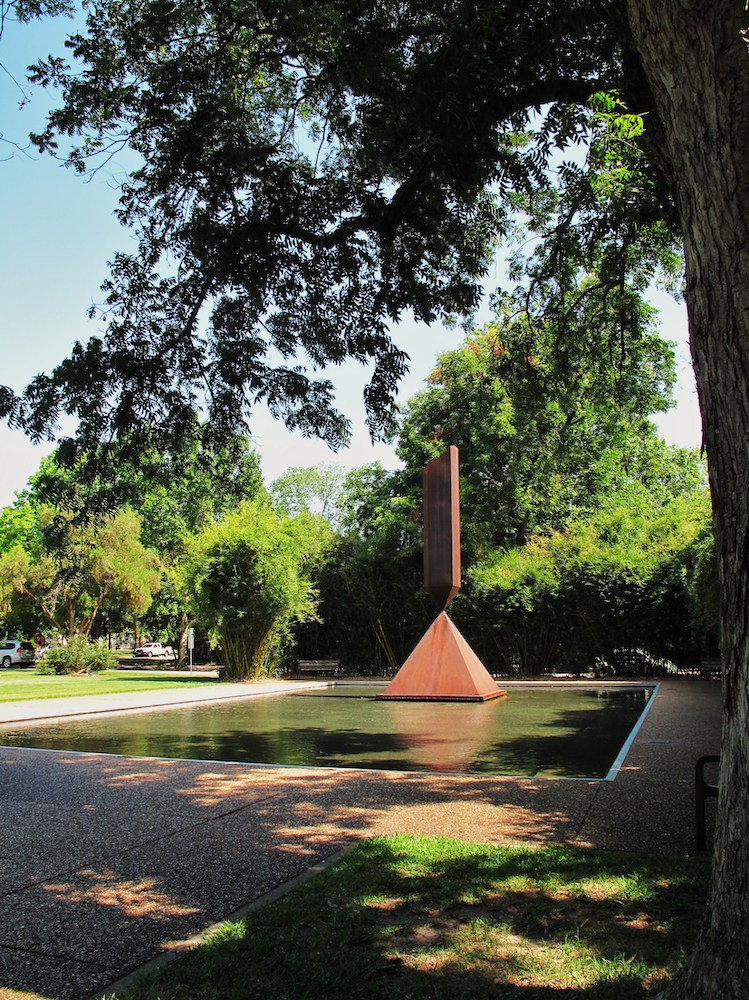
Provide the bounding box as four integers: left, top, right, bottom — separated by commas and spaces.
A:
696, 754, 720, 852
296, 658, 342, 677
699, 657, 723, 678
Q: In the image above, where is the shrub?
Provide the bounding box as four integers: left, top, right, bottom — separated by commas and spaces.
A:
461, 488, 717, 675
183, 500, 330, 679
35, 636, 115, 675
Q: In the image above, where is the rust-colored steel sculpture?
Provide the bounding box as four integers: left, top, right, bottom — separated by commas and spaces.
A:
377, 611, 505, 701
379, 446, 505, 702
423, 445, 461, 611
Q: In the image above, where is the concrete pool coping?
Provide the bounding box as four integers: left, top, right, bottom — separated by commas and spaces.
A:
0, 677, 723, 1000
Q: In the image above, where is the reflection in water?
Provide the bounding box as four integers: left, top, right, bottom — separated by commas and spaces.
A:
382, 699, 502, 772
0, 686, 653, 778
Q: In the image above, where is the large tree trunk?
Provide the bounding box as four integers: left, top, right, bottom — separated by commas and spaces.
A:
625, 2, 749, 996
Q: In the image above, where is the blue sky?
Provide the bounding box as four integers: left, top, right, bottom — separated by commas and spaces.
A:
0, 12, 702, 508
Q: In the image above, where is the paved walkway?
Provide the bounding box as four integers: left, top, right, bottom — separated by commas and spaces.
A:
0, 678, 722, 1000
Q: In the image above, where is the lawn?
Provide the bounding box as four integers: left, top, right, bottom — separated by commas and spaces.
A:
0, 668, 222, 703
110, 836, 709, 1000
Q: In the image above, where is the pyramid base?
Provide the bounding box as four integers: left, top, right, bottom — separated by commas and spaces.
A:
377, 612, 507, 702
378, 690, 506, 702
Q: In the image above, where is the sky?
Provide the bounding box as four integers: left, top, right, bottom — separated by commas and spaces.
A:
0, 12, 703, 510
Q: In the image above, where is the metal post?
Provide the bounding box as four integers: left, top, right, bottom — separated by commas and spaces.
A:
187, 627, 195, 671
695, 754, 720, 852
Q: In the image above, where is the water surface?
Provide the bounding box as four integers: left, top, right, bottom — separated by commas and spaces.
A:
0, 684, 654, 778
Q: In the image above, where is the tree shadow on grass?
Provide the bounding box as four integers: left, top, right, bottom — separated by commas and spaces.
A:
119, 837, 709, 1000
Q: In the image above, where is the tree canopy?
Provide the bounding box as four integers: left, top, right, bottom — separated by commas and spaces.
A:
398, 294, 682, 551
269, 464, 346, 526
0, 503, 162, 637
1, 0, 679, 465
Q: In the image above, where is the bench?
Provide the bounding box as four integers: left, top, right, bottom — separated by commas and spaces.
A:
296, 659, 342, 677
696, 754, 720, 852
699, 657, 723, 679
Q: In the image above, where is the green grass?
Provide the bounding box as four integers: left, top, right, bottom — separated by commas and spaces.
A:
111, 836, 709, 1000
0, 668, 222, 703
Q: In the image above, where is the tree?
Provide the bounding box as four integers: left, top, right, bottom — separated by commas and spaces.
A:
461, 486, 717, 676
622, 7, 749, 996
3, 438, 265, 655
299, 462, 431, 672
3, 2, 749, 993
0, 505, 162, 637
183, 499, 328, 678
269, 465, 346, 527
127, 435, 264, 658
398, 304, 680, 552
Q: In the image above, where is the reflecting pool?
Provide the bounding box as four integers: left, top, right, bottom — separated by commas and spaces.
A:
0, 684, 655, 778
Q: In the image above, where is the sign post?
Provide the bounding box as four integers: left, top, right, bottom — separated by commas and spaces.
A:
187, 627, 195, 671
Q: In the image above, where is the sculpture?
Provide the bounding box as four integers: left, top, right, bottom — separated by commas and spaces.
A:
378, 446, 506, 701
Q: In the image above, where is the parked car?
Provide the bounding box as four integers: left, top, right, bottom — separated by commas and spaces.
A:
134, 642, 174, 659
0, 640, 36, 668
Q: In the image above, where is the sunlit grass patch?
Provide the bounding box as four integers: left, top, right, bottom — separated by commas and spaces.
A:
0, 668, 219, 703
113, 835, 708, 1000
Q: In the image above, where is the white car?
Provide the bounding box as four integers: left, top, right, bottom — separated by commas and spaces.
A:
1, 640, 36, 668
134, 642, 174, 659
